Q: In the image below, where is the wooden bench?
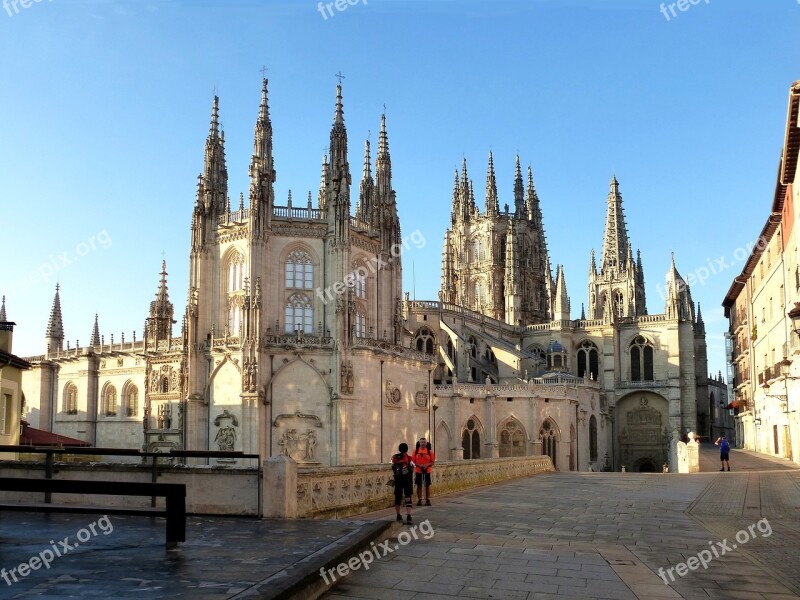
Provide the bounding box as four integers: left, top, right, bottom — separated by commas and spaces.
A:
0, 477, 186, 548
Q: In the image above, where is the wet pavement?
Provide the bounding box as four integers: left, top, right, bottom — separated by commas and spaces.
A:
1, 444, 798, 599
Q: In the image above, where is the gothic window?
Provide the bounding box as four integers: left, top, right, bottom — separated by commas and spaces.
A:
630, 336, 654, 381
102, 385, 117, 417
499, 235, 507, 262
499, 419, 526, 457
285, 249, 313, 289
613, 290, 625, 317
589, 415, 598, 461
63, 383, 78, 415
354, 306, 367, 338
161, 376, 169, 393
462, 418, 481, 459
414, 327, 435, 354
285, 293, 313, 334
124, 385, 138, 417
227, 294, 244, 336
227, 251, 245, 292
577, 340, 599, 380
540, 419, 557, 468
352, 262, 367, 299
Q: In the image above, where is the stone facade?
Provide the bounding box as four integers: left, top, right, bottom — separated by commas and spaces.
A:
19, 79, 707, 473
0, 298, 30, 452
724, 80, 800, 465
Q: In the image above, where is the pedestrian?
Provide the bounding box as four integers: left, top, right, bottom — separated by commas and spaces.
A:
391, 442, 414, 524
715, 435, 731, 471
412, 436, 435, 506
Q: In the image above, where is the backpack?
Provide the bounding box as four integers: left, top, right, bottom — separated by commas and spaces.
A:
392, 454, 411, 477
720, 439, 730, 452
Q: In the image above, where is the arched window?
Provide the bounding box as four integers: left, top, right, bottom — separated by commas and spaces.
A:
352, 262, 367, 299
414, 327, 435, 354
354, 306, 367, 338
499, 419, 526, 457
227, 251, 245, 292
540, 419, 557, 468
124, 385, 138, 417
577, 340, 599, 380
462, 418, 481, 459
227, 294, 244, 336
63, 383, 78, 415
614, 290, 625, 317
285, 293, 313, 334
589, 415, 598, 462
285, 249, 313, 289
102, 385, 117, 417
630, 335, 654, 381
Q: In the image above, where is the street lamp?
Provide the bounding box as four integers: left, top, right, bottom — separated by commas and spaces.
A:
788, 302, 800, 339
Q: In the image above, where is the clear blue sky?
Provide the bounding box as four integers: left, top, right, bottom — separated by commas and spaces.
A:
1, 0, 798, 378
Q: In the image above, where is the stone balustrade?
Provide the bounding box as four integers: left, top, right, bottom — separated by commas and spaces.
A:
268, 455, 554, 519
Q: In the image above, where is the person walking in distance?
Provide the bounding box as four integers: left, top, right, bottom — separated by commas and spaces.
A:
715, 435, 731, 471
391, 443, 414, 524
413, 437, 435, 506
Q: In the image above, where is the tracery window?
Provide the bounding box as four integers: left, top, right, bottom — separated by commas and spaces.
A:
540, 419, 557, 468
577, 340, 599, 380
64, 383, 78, 415
462, 418, 481, 459
630, 335, 654, 381
124, 385, 138, 417
285, 293, 313, 334
285, 250, 313, 289
414, 327, 435, 354
102, 385, 117, 417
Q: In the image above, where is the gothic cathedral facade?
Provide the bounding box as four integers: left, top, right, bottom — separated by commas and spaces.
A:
19, 79, 707, 472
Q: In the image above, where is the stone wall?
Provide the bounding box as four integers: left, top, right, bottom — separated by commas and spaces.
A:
292, 455, 554, 519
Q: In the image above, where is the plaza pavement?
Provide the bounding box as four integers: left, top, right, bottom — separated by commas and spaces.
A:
0, 445, 798, 599
323, 444, 800, 600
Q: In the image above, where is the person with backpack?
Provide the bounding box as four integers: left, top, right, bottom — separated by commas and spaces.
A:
715, 435, 731, 471
413, 437, 435, 506
391, 443, 415, 524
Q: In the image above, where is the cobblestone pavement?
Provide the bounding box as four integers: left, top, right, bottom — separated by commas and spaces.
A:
324, 446, 800, 600
0, 514, 370, 599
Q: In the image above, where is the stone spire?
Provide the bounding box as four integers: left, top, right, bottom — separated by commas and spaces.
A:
590, 248, 597, 276
525, 166, 540, 224
327, 83, 351, 242
0, 296, 6, 322
664, 253, 694, 321
90, 314, 100, 346
553, 265, 570, 321
147, 261, 176, 342
580, 303, 586, 320
513, 155, 524, 217
459, 158, 471, 221
696, 303, 705, 334
46, 283, 64, 352
202, 96, 229, 216
249, 78, 276, 232
318, 154, 329, 210
356, 138, 374, 223
450, 168, 460, 225
375, 113, 392, 202
601, 175, 630, 273
485, 151, 499, 217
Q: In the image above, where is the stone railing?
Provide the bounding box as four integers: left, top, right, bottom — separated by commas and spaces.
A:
283, 455, 554, 519
353, 337, 436, 363
616, 379, 671, 389
433, 377, 599, 398
263, 334, 334, 348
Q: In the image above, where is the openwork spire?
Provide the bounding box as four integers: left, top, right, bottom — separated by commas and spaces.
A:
601, 174, 631, 273
148, 261, 175, 341
513, 155, 524, 217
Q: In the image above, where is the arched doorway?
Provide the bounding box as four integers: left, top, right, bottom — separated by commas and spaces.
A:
636, 459, 657, 473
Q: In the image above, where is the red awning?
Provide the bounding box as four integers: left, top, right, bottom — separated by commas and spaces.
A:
18, 421, 91, 447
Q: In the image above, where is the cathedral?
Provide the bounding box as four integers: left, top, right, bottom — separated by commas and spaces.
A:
18, 79, 707, 472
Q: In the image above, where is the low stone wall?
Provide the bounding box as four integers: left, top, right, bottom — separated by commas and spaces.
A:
0, 461, 260, 516
293, 456, 554, 519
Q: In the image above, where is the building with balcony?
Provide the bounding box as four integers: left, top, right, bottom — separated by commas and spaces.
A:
723, 80, 800, 465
